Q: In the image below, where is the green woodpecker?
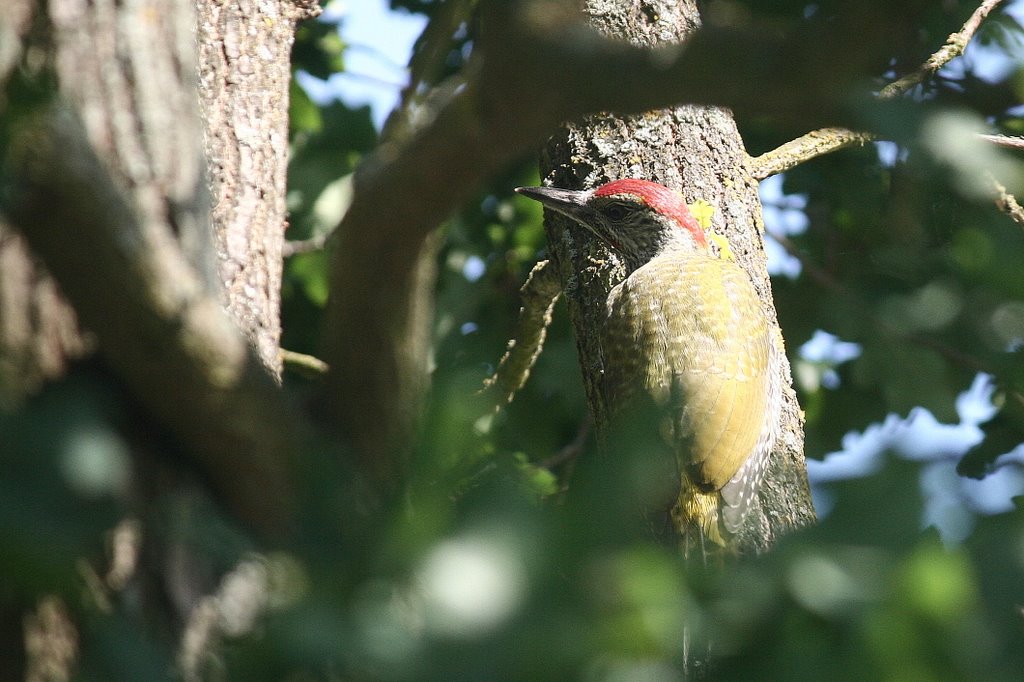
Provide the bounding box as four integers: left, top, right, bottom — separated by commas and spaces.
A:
516, 179, 781, 546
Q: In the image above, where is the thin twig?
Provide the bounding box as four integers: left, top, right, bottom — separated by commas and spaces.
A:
751, 0, 1007, 176
979, 134, 1024, 151
749, 128, 873, 180
879, 0, 1007, 99
989, 174, 1024, 228
538, 418, 591, 471
282, 233, 329, 257
384, 0, 475, 143
334, 70, 407, 90
907, 333, 990, 375
764, 227, 844, 293
281, 348, 329, 376
481, 259, 562, 407
344, 41, 410, 74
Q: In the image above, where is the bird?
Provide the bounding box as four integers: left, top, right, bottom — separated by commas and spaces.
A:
515, 179, 781, 549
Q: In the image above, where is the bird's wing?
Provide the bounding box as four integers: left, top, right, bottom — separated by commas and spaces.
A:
604, 254, 771, 491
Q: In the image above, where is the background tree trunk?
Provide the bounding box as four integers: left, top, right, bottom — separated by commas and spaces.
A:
0, 0, 90, 409
0, 227, 90, 408
0, 0, 313, 675
543, 0, 815, 554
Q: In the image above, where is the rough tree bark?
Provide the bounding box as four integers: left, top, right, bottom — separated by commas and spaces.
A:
0, 0, 315, 675
1, 0, 310, 535
543, 0, 816, 554
199, 0, 319, 376
0, 1, 91, 409
0, 227, 91, 408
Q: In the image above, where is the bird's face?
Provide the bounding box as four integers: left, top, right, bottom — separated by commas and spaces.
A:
516, 179, 706, 272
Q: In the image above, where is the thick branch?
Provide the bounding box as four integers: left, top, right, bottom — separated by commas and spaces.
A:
484, 2, 929, 131
1, 106, 302, 538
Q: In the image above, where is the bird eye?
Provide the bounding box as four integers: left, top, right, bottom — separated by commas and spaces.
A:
605, 203, 629, 222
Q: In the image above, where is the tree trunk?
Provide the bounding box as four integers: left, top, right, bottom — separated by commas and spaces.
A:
199, 0, 319, 376
543, 0, 815, 555
0, 226, 91, 408
0, 1, 91, 409
0, 0, 314, 676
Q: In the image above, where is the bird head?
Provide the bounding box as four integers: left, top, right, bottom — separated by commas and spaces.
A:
516, 179, 707, 272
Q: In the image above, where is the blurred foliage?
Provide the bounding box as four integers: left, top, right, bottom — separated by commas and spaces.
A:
4, 0, 1024, 679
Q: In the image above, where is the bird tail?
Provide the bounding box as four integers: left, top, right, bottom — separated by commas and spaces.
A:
675, 483, 719, 676
672, 482, 726, 556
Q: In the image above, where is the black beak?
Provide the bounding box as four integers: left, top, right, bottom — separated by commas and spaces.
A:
514, 186, 591, 221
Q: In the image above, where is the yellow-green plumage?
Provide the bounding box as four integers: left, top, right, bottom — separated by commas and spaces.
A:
514, 179, 779, 547
604, 253, 773, 544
